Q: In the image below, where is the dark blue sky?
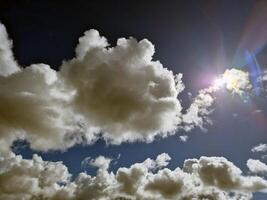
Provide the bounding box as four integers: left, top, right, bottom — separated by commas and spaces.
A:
1, 0, 267, 199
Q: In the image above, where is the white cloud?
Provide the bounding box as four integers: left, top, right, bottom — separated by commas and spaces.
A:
0, 23, 193, 154
89, 155, 112, 170
0, 63, 92, 154
182, 87, 215, 131
155, 153, 171, 168
0, 22, 252, 166
73, 154, 267, 200
247, 159, 267, 174
252, 144, 267, 153
188, 156, 267, 192
61, 30, 185, 144
0, 153, 74, 200
0, 153, 266, 200
75, 29, 108, 60
179, 135, 188, 142
0, 17, 260, 200
0, 23, 20, 76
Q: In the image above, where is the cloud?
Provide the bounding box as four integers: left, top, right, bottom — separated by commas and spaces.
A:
247, 159, 267, 174
0, 23, 187, 154
0, 22, 251, 156
0, 23, 20, 76
61, 29, 185, 144
0, 153, 73, 200
0, 23, 185, 153
182, 68, 251, 131
0, 22, 220, 154
221, 69, 251, 95
182, 87, 214, 131
0, 17, 259, 200
89, 155, 112, 170
252, 144, 267, 153
0, 63, 91, 155
185, 156, 267, 192
0, 153, 266, 200
179, 135, 188, 142
154, 153, 171, 168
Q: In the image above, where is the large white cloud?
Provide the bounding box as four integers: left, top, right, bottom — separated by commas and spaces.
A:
0, 23, 258, 200
0, 153, 266, 200
0, 22, 219, 154
0, 17, 261, 200
61, 29, 185, 144
0, 22, 253, 154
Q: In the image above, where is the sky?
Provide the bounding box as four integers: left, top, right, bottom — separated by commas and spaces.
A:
1, 0, 267, 199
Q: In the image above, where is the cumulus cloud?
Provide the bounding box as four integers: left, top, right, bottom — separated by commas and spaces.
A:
73, 154, 267, 200
0, 23, 187, 154
184, 156, 267, 192
0, 153, 74, 200
0, 18, 260, 200
0, 22, 222, 155
61, 29, 185, 144
247, 159, 267, 174
0, 63, 92, 155
0, 22, 251, 155
0, 153, 266, 200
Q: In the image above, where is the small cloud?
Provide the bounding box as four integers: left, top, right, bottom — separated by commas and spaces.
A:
252, 144, 267, 153
247, 159, 267, 174
179, 135, 189, 142
81, 155, 112, 171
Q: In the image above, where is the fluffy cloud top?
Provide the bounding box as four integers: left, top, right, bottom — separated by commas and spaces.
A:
0, 153, 266, 200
